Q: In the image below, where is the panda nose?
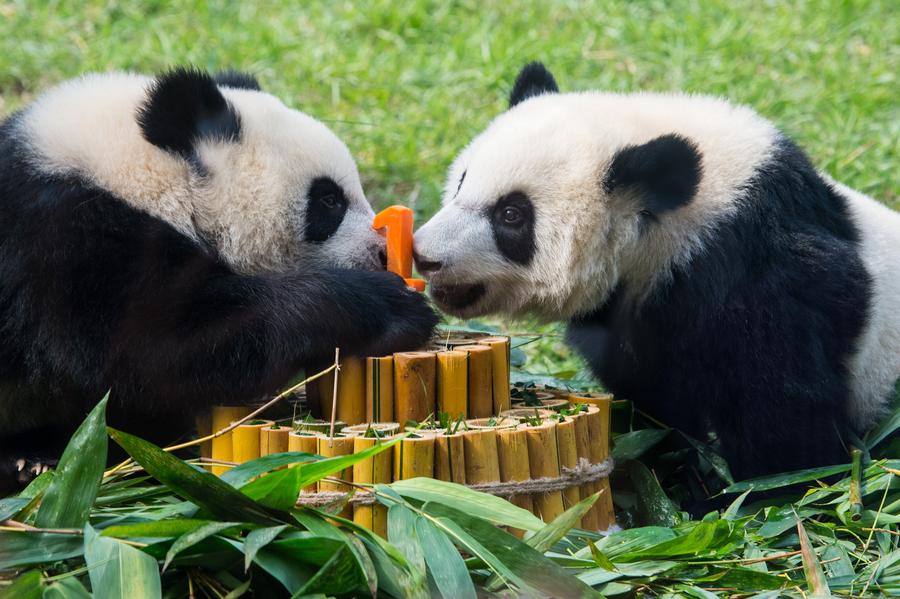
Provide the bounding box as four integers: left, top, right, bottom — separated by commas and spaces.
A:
413, 250, 442, 277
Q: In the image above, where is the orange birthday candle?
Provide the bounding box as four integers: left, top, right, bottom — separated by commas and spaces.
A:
372, 205, 426, 291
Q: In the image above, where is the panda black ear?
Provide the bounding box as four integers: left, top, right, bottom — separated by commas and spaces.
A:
138, 68, 241, 157
509, 62, 559, 108
213, 70, 261, 91
604, 134, 703, 215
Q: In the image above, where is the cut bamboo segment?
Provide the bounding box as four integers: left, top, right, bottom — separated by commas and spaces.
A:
434, 432, 466, 484
336, 356, 366, 425
478, 336, 511, 414
436, 350, 468, 419
366, 356, 394, 423
232, 420, 272, 464
288, 431, 319, 493
294, 418, 345, 434
195, 413, 212, 466
496, 426, 534, 536
456, 345, 493, 418
317, 435, 355, 518
342, 422, 400, 437
210, 406, 252, 475
462, 430, 501, 484
392, 435, 435, 480
556, 418, 582, 514
499, 407, 556, 420
525, 420, 565, 522
581, 397, 615, 530
568, 392, 614, 406
465, 417, 518, 431
393, 352, 436, 424
260, 425, 290, 456
572, 410, 596, 530
352, 436, 392, 537
541, 398, 571, 412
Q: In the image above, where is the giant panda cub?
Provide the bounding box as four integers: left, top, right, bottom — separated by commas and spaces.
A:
415, 62, 900, 480
0, 69, 437, 489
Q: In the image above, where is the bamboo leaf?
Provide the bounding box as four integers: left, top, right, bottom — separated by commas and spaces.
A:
627, 460, 679, 527
611, 429, 669, 461
293, 544, 367, 598
796, 517, 830, 598
164, 521, 239, 571
424, 501, 600, 598
36, 395, 108, 529
415, 516, 476, 599
391, 477, 543, 531
220, 452, 321, 488
240, 465, 304, 510
0, 570, 42, 599
84, 525, 162, 599
0, 532, 83, 569
0, 497, 29, 521
293, 438, 399, 489
244, 525, 288, 571
387, 503, 426, 576
42, 576, 92, 598
527, 493, 597, 553
725, 463, 851, 493
102, 520, 215, 539
108, 427, 285, 525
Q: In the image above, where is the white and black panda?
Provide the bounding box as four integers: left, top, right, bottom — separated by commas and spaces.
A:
0, 68, 437, 489
414, 62, 900, 480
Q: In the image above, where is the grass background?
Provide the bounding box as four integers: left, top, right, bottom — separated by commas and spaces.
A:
1, 0, 896, 220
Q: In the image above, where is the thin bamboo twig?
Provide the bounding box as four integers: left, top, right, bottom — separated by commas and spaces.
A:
329, 347, 341, 446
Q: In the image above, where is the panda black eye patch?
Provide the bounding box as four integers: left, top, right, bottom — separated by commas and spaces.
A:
304, 177, 348, 243
490, 191, 536, 266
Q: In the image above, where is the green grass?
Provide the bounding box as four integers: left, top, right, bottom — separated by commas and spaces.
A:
1, 0, 896, 216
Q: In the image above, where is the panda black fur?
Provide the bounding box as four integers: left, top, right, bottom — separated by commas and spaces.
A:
0, 69, 437, 490
415, 63, 900, 480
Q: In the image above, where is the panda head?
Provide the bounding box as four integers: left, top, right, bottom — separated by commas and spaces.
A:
19, 68, 384, 273
414, 62, 736, 321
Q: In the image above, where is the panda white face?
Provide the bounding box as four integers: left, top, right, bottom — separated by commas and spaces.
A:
415, 63, 777, 320
17, 69, 384, 275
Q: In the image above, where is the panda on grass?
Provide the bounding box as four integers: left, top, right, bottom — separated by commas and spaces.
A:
0, 69, 437, 490
415, 63, 900, 481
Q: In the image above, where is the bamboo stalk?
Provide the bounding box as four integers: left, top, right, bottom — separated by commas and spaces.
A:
456, 345, 493, 418
525, 420, 565, 522
463, 429, 501, 485
393, 352, 436, 424
434, 432, 466, 484
583, 399, 615, 530
556, 417, 582, 514
572, 409, 596, 530
352, 436, 392, 537
392, 435, 435, 480
288, 431, 319, 493
478, 336, 512, 414
849, 447, 863, 521
210, 406, 253, 475
436, 350, 468, 420
231, 420, 272, 464
317, 435, 355, 518
366, 356, 394, 423
496, 425, 534, 535
336, 356, 366, 425
260, 424, 290, 456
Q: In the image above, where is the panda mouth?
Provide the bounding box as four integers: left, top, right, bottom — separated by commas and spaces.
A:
430, 282, 486, 312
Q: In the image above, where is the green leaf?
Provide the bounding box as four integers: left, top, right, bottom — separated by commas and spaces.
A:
108, 427, 284, 525
14, 471, 56, 521
164, 521, 239, 571
864, 397, 900, 450
36, 395, 108, 529
84, 525, 162, 599
681, 432, 735, 484
424, 501, 600, 598
0, 497, 29, 521
387, 503, 426, 576
42, 576, 92, 599
627, 460, 679, 527
617, 521, 736, 562
0, 532, 83, 569
293, 544, 366, 597
293, 438, 399, 489
723, 490, 752, 520
391, 477, 544, 531
526, 493, 598, 553
796, 517, 830, 598
0, 570, 43, 599
244, 525, 288, 571
584, 527, 677, 560
102, 519, 215, 539
725, 463, 851, 493
611, 429, 669, 461
416, 516, 476, 599
240, 465, 304, 510
220, 452, 321, 488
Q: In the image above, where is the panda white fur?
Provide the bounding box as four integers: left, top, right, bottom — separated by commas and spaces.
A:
0, 68, 437, 489
414, 63, 900, 479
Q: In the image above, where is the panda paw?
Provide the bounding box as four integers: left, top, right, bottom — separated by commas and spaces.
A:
0, 453, 58, 493
350, 271, 440, 355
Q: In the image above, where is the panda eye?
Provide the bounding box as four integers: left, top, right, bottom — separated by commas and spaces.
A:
500, 206, 523, 226
319, 194, 338, 209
